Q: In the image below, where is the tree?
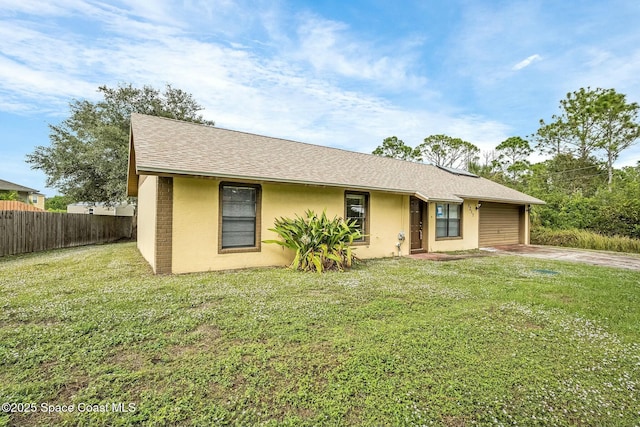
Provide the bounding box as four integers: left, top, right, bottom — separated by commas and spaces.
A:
558, 88, 608, 160
26, 83, 214, 204
594, 165, 640, 238
593, 89, 640, 188
0, 191, 18, 201
537, 88, 610, 161
45, 195, 75, 212
535, 88, 604, 160
495, 136, 533, 179
536, 154, 605, 197
533, 120, 567, 157
416, 135, 479, 170
518, 157, 604, 232
372, 136, 421, 161
535, 88, 640, 187
469, 150, 501, 179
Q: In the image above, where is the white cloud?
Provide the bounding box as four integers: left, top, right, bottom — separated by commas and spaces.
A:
0, 55, 97, 108
451, 3, 543, 68
284, 13, 428, 91
512, 54, 542, 71
0, 0, 87, 16
0, 1, 513, 157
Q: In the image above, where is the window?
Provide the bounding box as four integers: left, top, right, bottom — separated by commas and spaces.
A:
345, 192, 369, 243
436, 203, 461, 238
220, 184, 261, 251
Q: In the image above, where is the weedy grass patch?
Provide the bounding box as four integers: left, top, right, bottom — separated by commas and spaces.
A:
532, 227, 640, 254
1, 243, 639, 426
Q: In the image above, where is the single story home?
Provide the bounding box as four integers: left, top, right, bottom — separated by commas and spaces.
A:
0, 179, 45, 210
127, 113, 544, 274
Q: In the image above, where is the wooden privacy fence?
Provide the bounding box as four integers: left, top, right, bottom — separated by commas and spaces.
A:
0, 211, 133, 257
0, 201, 45, 212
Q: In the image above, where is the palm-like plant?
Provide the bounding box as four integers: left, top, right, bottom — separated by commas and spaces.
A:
263, 210, 362, 272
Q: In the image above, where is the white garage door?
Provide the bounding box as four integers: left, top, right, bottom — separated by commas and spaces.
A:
479, 202, 522, 247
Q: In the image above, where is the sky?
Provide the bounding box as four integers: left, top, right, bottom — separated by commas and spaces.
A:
1, 0, 640, 197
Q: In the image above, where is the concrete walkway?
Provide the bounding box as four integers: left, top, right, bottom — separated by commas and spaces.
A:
486, 244, 640, 271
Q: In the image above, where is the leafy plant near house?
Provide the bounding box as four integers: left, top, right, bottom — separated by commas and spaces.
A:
0, 191, 18, 201
264, 210, 362, 272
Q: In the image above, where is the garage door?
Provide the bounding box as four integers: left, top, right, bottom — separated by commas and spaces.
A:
479, 202, 522, 247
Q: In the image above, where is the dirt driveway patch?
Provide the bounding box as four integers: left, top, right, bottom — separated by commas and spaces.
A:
487, 244, 640, 271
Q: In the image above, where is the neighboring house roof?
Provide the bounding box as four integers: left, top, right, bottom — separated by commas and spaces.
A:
0, 201, 45, 212
128, 113, 544, 205
0, 179, 39, 193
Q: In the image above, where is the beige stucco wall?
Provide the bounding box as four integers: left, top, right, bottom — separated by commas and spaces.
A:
522, 209, 530, 245
67, 205, 89, 214
33, 194, 45, 210
137, 175, 157, 272
66, 204, 134, 216
365, 192, 411, 258
171, 177, 410, 273
426, 199, 481, 252
140, 175, 531, 273
115, 205, 136, 216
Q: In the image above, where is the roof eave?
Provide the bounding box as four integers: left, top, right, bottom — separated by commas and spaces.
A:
0, 184, 39, 193
413, 192, 430, 202
135, 166, 418, 196
455, 194, 546, 205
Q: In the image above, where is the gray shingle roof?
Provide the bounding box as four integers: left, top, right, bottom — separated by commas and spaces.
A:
128, 113, 544, 205
0, 179, 38, 193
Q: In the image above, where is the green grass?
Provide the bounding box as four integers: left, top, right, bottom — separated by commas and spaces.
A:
532, 226, 640, 253
1, 243, 639, 426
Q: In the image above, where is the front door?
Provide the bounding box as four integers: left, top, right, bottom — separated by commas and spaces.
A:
410, 197, 425, 252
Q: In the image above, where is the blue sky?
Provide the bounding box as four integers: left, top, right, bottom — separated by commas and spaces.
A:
2, 0, 640, 197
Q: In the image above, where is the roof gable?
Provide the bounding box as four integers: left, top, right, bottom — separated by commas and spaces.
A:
127, 113, 544, 205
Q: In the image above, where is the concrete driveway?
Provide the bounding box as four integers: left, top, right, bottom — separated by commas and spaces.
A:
487, 244, 640, 271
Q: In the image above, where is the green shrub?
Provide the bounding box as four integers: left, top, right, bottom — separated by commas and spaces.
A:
531, 226, 640, 253
264, 210, 362, 272
0, 190, 18, 201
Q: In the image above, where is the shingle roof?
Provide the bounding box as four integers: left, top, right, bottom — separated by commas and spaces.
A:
128, 113, 544, 205
0, 179, 38, 193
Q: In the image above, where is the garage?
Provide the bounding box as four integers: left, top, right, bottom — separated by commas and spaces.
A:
479, 202, 522, 247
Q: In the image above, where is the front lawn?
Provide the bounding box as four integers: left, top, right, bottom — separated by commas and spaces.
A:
1, 243, 639, 426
